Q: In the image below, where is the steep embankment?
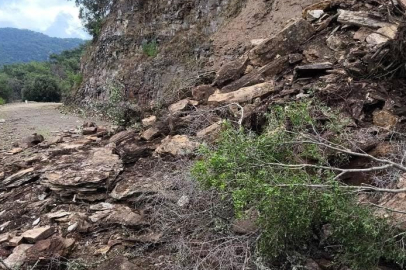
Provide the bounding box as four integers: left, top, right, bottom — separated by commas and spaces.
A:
76, 0, 318, 109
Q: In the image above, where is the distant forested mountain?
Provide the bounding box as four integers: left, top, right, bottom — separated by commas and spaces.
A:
0, 28, 85, 66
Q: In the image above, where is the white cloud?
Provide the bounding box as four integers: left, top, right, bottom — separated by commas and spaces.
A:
0, 0, 90, 39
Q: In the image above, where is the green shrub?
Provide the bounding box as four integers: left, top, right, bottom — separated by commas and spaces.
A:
142, 41, 158, 57
192, 101, 406, 269
22, 75, 61, 102
0, 97, 5, 105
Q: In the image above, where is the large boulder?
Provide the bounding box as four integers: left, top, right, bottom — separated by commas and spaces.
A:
249, 19, 315, 66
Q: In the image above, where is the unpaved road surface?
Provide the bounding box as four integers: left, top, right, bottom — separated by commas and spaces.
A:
0, 102, 104, 150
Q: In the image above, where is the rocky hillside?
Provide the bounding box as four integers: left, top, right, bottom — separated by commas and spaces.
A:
2, 0, 406, 269
75, 0, 319, 109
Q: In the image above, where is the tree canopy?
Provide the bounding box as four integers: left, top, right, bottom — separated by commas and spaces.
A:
70, 0, 113, 39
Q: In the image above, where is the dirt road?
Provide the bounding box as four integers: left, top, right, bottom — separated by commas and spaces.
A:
0, 102, 105, 150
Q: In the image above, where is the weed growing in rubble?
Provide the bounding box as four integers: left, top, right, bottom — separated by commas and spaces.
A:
142, 41, 158, 57
192, 101, 406, 269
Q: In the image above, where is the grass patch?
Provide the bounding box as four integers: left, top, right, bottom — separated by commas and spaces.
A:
0, 97, 5, 105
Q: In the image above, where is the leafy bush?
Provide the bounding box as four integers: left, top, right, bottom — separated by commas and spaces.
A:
192, 101, 406, 269
0, 97, 5, 105
22, 75, 61, 102
142, 41, 159, 57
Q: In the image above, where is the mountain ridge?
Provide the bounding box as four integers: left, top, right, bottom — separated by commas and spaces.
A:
0, 27, 86, 66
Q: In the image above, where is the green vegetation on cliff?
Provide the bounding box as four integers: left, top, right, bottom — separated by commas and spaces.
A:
0, 45, 85, 103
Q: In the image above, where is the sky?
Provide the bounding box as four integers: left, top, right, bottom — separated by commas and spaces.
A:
0, 0, 90, 39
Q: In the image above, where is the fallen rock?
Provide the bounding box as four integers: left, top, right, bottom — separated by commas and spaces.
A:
142, 115, 157, 127
25, 237, 75, 264
373, 110, 398, 130
0, 233, 11, 244
0, 172, 4, 181
97, 256, 138, 270
90, 204, 143, 227
306, 9, 324, 21
249, 19, 315, 66
4, 244, 33, 269
196, 121, 223, 142
1, 168, 38, 189
141, 127, 160, 141
337, 9, 394, 29
155, 135, 200, 156
169, 99, 190, 114
46, 211, 72, 221
82, 126, 97, 135
366, 25, 398, 46
7, 148, 23, 155
192, 85, 217, 102
177, 195, 190, 208
109, 130, 137, 145
23, 133, 44, 147
8, 236, 23, 247
232, 209, 259, 235
294, 62, 333, 78
213, 58, 248, 87
117, 141, 153, 163
0, 119, 5, 123
354, 27, 373, 41
208, 82, 275, 104
288, 53, 304, 64
222, 57, 288, 93
110, 177, 158, 200
22, 226, 55, 243
377, 174, 406, 229
42, 148, 123, 199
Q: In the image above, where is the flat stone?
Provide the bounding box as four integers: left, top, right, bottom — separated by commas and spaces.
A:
208, 82, 275, 104
4, 244, 33, 269
0, 233, 11, 244
306, 9, 324, 21
8, 148, 23, 155
338, 9, 393, 29
22, 226, 55, 243
196, 122, 223, 142
168, 99, 190, 114
141, 127, 160, 141
46, 211, 72, 220
2, 168, 37, 189
155, 135, 200, 156
141, 116, 157, 127
8, 236, 23, 247
25, 237, 75, 263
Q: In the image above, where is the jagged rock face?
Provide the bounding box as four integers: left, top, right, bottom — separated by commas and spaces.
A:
77, 0, 320, 111
78, 0, 230, 109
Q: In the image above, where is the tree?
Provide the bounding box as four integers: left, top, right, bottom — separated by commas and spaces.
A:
69, 0, 113, 39
22, 75, 61, 102
0, 73, 12, 101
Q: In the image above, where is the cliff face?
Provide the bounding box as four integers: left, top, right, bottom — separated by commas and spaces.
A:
76, 0, 318, 111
